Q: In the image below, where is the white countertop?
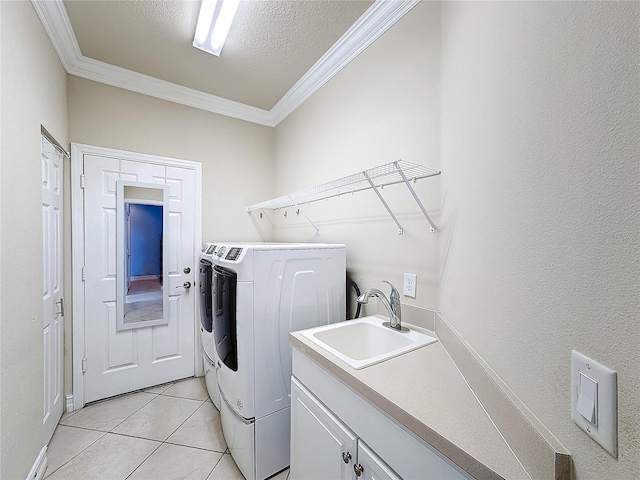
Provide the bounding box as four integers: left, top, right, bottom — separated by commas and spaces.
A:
290, 319, 530, 480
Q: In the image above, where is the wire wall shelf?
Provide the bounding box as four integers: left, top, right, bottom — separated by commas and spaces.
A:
247, 160, 441, 236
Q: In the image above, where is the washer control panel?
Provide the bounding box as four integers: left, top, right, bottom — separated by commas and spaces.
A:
226, 247, 243, 261
201, 243, 217, 254
212, 245, 244, 262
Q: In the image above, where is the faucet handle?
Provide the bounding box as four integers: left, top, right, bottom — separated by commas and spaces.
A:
381, 280, 402, 328
381, 280, 400, 304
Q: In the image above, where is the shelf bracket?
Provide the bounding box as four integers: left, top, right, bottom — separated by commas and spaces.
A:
362, 171, 404, 235
248, 209, 266, 241
288, 195, 320, 236
393, 161, 437, 233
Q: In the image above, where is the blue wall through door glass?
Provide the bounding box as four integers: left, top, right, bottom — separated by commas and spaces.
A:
129, 204, 163, 277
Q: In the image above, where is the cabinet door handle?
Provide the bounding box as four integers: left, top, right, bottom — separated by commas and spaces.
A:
342, 451, 351, 464
354, 464, 364, 477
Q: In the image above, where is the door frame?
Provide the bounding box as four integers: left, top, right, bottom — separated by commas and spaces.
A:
71, 143, 202, 410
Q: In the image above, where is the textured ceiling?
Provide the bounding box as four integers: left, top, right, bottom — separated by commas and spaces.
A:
63, 0, 373, 111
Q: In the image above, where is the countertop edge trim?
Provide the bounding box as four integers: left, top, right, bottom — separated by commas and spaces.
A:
434, 312, 571, 480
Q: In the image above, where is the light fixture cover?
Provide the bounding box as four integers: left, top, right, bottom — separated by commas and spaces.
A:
193, 0, 240, 57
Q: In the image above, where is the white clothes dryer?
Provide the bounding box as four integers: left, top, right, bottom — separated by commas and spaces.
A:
198, 242, 221, 410
212, 243, 346, 480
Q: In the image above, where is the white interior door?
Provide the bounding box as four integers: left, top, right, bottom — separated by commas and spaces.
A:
82, 152, 197, 403
42, 135, 64, 443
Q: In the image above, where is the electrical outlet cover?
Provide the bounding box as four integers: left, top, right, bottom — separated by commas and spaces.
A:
403, 273, 416, 298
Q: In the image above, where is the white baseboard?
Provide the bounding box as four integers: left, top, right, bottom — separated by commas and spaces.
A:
26, 446, 48, 480
65, 394, 74, 413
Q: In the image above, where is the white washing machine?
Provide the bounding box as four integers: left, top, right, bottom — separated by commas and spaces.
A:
212, 243, 346, 480
198, 243, 221, 410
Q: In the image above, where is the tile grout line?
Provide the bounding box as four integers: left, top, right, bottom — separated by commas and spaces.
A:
106, 392, 161, 434
206, 452, 227, 480
48, 389, 162, 480
43, 426, 108, 479
123, 438, 164, 480
122, 386, 222, 480
159, 398, 208, 445
49, 380, 223, 480
155, 384, 232, 479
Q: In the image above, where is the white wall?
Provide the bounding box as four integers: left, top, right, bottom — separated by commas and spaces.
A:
273, 1, 639, 479
0, 2, 69, 478
273, 1, 442, 311
438, 2, 639, 479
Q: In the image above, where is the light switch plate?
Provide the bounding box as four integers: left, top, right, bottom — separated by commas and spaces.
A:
403, 273, 416, 298
571, 350, 618, 457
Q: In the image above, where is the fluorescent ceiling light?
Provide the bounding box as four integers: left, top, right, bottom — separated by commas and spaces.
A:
193, 0, 240, 57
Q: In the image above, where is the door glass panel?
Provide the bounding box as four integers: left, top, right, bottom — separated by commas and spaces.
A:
116, 181, 169, 331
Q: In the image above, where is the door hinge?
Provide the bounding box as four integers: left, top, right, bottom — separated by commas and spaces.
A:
82, 358, 87, 373
80, 174, 86, 189
82, 266, 86, 281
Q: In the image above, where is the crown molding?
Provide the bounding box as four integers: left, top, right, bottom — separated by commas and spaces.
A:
69, 56, 273, 126
31, 0, 418, 128
31, 0, 81, 70
270, 0, 420, 126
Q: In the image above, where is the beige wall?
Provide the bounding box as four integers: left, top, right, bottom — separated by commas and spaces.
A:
273, 1, 639, 479
66, 76, 274, 393
68, 76, 275, 241
438, 2, 639, 479
0, 2, 69, 478
273, 1, 442, 312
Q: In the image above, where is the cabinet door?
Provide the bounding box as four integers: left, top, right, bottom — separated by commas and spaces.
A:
356, 441, 401, 480
291, 377, 358, 480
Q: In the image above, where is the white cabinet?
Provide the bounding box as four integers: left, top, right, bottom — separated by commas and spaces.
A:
357, 441, 401, 480
291, 378, 400, 480
291, 349, 472, 480
291, 377, 356, 480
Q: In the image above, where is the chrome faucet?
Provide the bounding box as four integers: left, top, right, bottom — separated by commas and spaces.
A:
357, 280, 403, 331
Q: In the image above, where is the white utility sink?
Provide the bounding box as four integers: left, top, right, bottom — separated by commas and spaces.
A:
300, 316, 437, 369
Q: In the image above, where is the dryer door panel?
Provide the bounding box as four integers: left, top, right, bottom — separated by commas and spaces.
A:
213, 265, 238, 371
216, 280, 255, 420
199, 259, 213, 332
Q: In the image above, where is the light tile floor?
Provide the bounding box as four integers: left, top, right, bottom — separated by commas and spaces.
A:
45, 377, 290, 480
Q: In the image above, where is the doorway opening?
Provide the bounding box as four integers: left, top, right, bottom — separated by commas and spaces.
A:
124, 203, 163, 325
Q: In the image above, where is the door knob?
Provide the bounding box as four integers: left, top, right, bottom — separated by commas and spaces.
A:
353, 464, 364, 477
342, 452, 351, 464
183, 267, 191, 274
176, 282, 191, 289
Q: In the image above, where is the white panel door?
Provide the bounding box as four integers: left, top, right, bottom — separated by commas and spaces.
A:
83, 154, 196, 403
42, 135, 64, 443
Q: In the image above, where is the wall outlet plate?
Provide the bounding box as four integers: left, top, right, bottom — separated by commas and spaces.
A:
571, 350, 618, 457
403, 273, 416, 298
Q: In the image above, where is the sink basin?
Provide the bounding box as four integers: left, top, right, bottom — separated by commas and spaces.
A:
300, 316, 437, 369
